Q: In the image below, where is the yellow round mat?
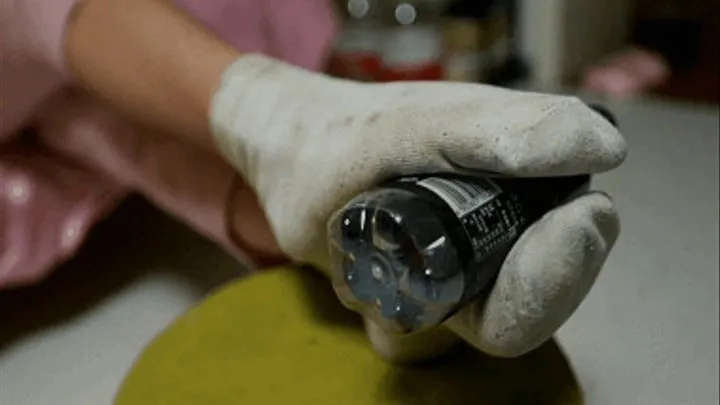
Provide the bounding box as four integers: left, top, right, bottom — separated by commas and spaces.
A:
115, 267, 584, 405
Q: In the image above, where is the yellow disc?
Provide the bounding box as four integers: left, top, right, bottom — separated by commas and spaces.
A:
115, 267, 583, 405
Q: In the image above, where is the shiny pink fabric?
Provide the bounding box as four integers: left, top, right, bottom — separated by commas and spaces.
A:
0, 0, 338, 288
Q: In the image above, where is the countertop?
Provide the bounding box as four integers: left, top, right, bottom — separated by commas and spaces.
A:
1, 95, 718, 405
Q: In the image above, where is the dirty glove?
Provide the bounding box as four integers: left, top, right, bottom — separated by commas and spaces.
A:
210, 54, 627, 361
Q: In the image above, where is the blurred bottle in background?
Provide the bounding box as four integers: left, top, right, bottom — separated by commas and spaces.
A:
377, 0, 446, 82
440, 0, 525, 84
441, 0, 493, 82
327, 0, 527, 85
326, 0, 384, 81
487, 0, 512, 74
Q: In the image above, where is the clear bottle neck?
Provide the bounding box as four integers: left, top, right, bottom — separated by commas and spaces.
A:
386, 0, 445, 26
345, 0, 382, 25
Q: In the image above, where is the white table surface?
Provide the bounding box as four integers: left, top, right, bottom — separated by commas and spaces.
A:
1, 95, 718, 405
556, 95, 719, 405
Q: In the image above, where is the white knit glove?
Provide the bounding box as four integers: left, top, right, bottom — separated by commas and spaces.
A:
210, 54, 627, 361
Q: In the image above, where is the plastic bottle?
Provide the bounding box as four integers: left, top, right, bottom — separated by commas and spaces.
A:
328, 174, 591, 334
327, 0, 384, 81
487, 0, 513, 74
327, 105, 616, 334
442, 0, 495, 82
377, 0, 446, 81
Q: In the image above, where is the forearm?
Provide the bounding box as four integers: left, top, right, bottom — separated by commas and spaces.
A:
65, 0, 240, 147
35, 89, 286, 267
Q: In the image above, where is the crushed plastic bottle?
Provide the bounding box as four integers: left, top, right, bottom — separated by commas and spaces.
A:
327, 104, 616, 335
328, 174, 591, 334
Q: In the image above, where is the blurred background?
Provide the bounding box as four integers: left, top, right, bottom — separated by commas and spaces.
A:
326, 0, 719, 103
2, 2, 718, 404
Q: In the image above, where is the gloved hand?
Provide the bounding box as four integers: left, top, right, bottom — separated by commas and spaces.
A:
210, 54, 627, 362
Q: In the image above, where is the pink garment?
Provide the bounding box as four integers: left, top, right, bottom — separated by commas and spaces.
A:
0, 0, 338, 288
582, 47, 670, 98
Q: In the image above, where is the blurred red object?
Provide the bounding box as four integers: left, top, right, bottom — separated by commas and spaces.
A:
327, 0, 384, 81
328, 0, 445, 82
327, 53, 383, 81
378, 63, 443, 81
376, 1, 445, 82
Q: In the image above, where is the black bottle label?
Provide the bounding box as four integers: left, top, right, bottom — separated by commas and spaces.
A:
411, 176, 528, 259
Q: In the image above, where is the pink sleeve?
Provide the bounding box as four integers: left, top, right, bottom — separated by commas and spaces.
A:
0, 144, 126, 288
35, 90, 258, 267
262, 0, 339, 71
0, 0, 337, 288
1, 0, 82, 138
2, 0, 82, 74
173, 0, 339, 71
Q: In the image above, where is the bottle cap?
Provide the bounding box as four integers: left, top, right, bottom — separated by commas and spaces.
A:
328, 187, 465, 334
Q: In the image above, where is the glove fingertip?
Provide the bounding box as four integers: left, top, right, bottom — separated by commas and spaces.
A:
447, 193, 621, 358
